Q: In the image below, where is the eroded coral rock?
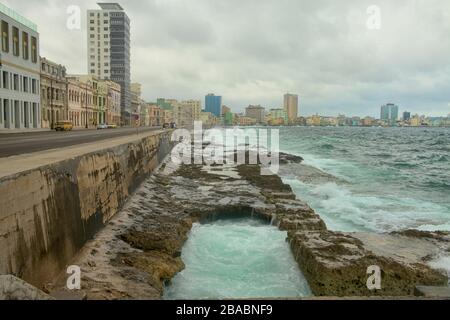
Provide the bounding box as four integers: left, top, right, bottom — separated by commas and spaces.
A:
49, 151, 449, 299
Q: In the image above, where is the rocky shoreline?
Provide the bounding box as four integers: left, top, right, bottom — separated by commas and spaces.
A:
49, 150, 449, 299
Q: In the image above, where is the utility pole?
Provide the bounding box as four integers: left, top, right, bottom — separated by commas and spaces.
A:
50, 77, 54, 130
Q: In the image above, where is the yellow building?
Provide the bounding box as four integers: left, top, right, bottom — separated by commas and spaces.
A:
306, 114, 321, 126
67, 76, 96, 128
266, 108, 287, 126
238, 116, 257, 126
410, 115, 421, 126
200, 111, 218, 127
104, 80, 121, 126
283, 93, 299, 123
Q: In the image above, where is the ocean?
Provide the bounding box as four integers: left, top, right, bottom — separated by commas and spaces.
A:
163, 126, 450, 298
163, 218, 311, 299
278, 126, 450, 233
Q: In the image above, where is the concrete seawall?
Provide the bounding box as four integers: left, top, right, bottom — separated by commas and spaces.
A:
0, 130, 174, 288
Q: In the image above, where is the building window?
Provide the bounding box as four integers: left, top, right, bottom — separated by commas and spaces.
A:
12, 27, 19, 56
2, 71, 8, 89
22, 32, 29, 60
32, 79, 37, 94
3, 99, 8, 122
13, 74, 19, 91
31, 37, 37, 62
1, 20, 9, 52
23, 76, 29, 92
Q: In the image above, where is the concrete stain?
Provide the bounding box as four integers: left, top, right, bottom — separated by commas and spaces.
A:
0, 131, 174, 289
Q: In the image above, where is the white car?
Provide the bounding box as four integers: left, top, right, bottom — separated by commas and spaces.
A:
97, 124, 108, 130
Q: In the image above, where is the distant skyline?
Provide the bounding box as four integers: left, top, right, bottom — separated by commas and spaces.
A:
7, 0, 450, 117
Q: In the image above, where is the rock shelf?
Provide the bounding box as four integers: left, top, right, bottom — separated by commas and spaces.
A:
50, 152, 449, 299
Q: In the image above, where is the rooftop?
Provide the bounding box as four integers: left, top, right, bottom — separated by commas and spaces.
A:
97, 3, 124, 10
0, 3, 37, 32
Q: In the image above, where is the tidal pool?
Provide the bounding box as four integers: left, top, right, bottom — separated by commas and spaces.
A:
163, 217, 312, 299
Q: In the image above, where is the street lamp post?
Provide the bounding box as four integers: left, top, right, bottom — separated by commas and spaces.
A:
50, 78, 54, 130
85, 81, 89, 129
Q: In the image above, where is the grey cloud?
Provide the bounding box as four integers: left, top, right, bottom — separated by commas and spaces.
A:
8, 0, 450, 116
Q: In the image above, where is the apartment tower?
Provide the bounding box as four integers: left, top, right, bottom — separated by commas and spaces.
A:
87, 3, 130, 124
205, 93, 222, 118
283, 93, 299, 123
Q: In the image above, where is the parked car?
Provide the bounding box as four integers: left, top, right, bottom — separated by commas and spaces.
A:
107, 124, 117, 129
54, 121, 73, 131
97, 123, 108, 130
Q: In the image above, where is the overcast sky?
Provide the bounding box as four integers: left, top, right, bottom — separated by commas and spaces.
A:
6, 0, 450, 116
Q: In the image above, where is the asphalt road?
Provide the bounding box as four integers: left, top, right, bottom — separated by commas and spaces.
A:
0, 127, 161, 158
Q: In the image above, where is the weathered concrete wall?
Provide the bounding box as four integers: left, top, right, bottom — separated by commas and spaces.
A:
0, 131, 174, 288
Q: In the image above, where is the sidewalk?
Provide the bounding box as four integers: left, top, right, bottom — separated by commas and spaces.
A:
0, 127, 102, 134
0, 128, 50, 134
0, 129, 163, 178
0, 126, 150, 134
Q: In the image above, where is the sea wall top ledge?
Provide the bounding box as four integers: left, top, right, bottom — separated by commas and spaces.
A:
0, 130, 166, 180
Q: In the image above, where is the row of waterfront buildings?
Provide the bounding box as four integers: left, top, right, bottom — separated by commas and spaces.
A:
137, 92, 299, 128
0, 2, 279, 130
222, 101, 450, 128
219, 93, 300, 126
0, 3, 135, 130
378, 103, 450, 127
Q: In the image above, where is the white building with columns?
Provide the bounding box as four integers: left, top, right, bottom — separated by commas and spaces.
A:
0, 3, 41, 130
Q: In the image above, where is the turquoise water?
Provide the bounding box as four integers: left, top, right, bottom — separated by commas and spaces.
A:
163, 218, 312, 299
278, 127, 450, 233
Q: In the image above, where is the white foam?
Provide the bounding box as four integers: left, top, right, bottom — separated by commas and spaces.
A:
284, 177, 450, 233
428, 256, 450, 282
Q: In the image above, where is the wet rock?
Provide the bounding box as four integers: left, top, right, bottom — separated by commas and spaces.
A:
278, 163, 346, 185
414, 285, 450, 298
279, 152, 304, 165
116, 251, 184, 294
51, 289, 87, 300
0, 275, 53, 300
290, 231, 448, 296
391, 230, 450, 241
237, 165, 292, 193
